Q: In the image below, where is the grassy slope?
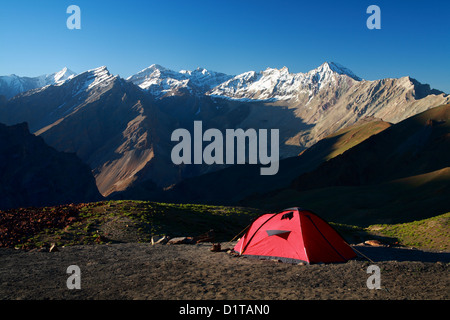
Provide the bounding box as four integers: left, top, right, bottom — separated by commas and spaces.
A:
368, 212, 450, 251
322, 119, 392, 160
3, 200, 447, 252
247, 167, 450, 226
5, 201, 262, 249
289, 104, 450, 192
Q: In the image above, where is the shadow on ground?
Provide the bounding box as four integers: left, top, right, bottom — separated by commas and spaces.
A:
353, 246, 450, 263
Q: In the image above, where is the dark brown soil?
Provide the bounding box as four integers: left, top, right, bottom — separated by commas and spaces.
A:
0, 242, 448, 300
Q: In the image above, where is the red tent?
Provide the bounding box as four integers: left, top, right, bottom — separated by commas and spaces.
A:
234, 207, 356, 264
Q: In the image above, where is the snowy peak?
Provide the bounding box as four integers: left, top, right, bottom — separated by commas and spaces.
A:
127, 65, 233, 97
130, 64, 172, 80
208, 62, 362, 101
48, 67, 77, 83
208, 66, 303, 101
262, 66, 290, 76
315, 62, 361, 81
126, 64, 184, 92
180, 67, 232, 91
39, 67, 77, 89
0, 62, 363, 101
18, 66, 116, 100
0, 67, 78, 99
82, 66, 115, 84
62, 66, 116, 97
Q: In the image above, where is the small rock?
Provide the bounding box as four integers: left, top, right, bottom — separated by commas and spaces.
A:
364, 240, 385, 247
154, 235, 170, 245
168, 237, 195, 245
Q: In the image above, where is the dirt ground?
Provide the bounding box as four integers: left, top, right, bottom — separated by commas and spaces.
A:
0, 242, 448, 301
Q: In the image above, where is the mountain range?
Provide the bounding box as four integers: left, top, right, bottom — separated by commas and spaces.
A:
0, 62, 449, 202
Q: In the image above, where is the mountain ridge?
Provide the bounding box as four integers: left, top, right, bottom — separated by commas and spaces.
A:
1, 62, 448, 103
0, 67, 76, 99
1, 62, 449, 198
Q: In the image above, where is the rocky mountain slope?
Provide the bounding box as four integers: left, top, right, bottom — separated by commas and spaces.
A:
291, 104, 450, 191
0, 62, 448, 198
126, 61, 449, 151
0, 122, 102, 210
245, 104, 450, 226
126, 117, 391, 204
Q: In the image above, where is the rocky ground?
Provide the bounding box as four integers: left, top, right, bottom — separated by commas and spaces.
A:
0, 242, 448, 301
1, 201, 448, 310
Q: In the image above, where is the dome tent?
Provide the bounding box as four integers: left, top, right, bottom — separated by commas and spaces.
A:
234, 207, 356, 264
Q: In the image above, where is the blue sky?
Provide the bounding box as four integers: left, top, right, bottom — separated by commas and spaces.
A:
1, 0, 449, 92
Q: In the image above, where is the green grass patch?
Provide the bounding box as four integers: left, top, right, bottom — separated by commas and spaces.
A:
367, 212, 450, 251
9, 201, 448, 252
15, 200, 262, 248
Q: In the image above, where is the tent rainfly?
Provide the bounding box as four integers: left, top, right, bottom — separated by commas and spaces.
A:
234, 207, 356, 264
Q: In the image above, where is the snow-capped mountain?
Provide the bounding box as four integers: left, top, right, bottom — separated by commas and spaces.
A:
47, 67, 77, 83
126, 64, 233, 98
63, 66, 117, 98
208, 62, 361, 101
0, 64, 156, 197
0, 66, 119, 133
0, 67, 76, 99
125, 62, 363, 101
320, 61, 361, 81
1, 61, 449, 199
